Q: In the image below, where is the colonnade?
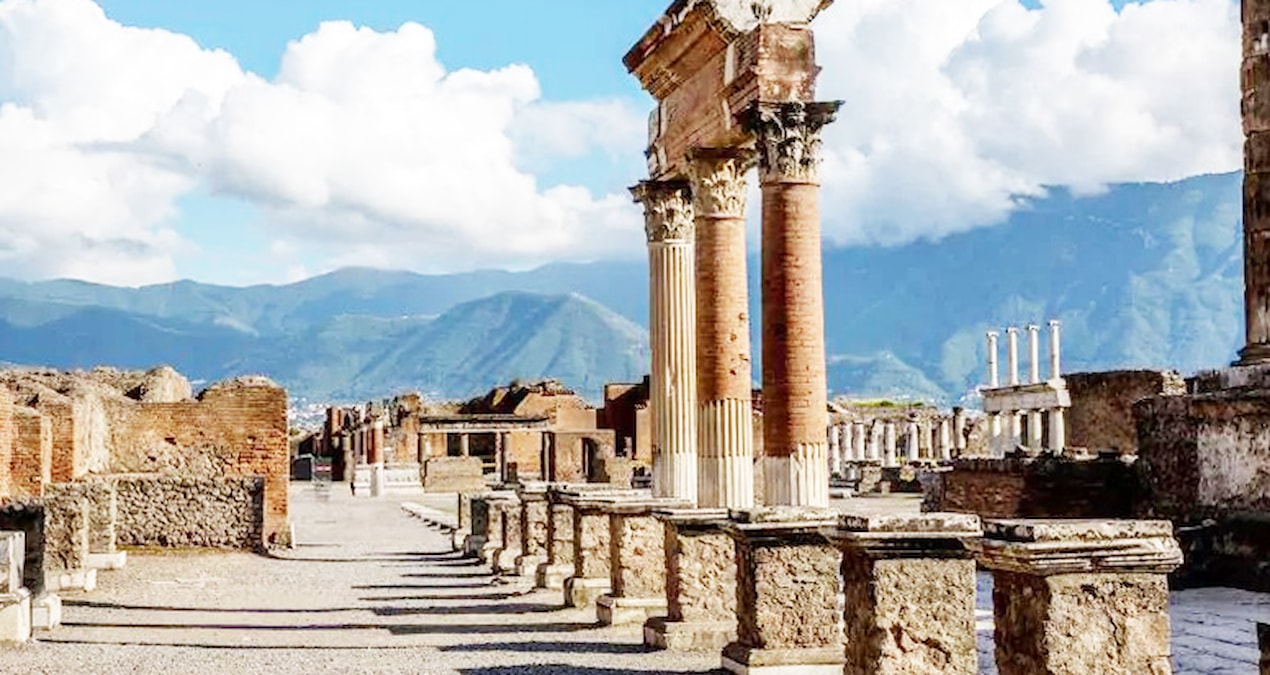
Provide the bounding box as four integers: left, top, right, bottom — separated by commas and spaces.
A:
982, 321, 1069, 456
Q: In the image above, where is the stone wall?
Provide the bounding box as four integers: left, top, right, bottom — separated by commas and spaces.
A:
0, 388, 12, 499
112, 475, 264, 549
11, 408, 50, 500
1066, 370, 1185, 454
41, 485, 88, 574
105, 378, 289, 544
926, 455, 1140, 519
420, 457, 485, 493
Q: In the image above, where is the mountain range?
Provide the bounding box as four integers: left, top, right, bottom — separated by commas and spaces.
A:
0, 171, 1245, 404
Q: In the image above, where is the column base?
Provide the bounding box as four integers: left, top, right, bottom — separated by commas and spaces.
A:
644, 616, 735, 652
493, 547, 522, 574
369, 464, 385, 497
46, 568, 97, 593
87, 551, 128, 571
0, 590, 31, 644
563, 576, 610, 608
514, 554, 545, 578
479, 542, 501, 566
32, 593, 61, 630
463, 534, 486, 558
535, 562, 571, 590
596, 594, 666, 626
1237, 342, 1270, 367
722, 643, 846, 675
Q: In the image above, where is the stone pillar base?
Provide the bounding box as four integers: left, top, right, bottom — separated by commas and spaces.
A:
369, 463, 385, 497
0, 590, 31, 644
479, 542, 500, 566
721, 643, 846, 675
46, 568, 97, 593
514, 554, 545, 578
644, 616, 735, 652
463, 534, 486, 558
535, 562, 570, 589
596, 594, 666, 626
87, 551, 128, 571
32, 593, 61, 630
563, 576, 610, 608
493, 547, 522, 574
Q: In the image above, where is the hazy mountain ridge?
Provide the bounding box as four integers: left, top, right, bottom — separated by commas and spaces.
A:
0, 172, 1245, 403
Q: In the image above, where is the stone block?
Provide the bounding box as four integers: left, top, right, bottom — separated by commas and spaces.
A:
645, 508, 735, 651
0, 588, 31, 644
514, 486, 548, 577
0, 532, 23, 595
31, 592, 60, 630
421, 457, 485, 493
558, 488, 651, 607
86, 551, 127, 571
597, 501, 683, 625
825, 513, 982, 675
721, 507, 844, 675
973, 519, 1183, 675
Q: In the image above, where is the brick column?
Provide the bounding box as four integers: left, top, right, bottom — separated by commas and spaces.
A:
974, 519, 1183, 675
1242, 5, 1270, 364
633, 181, 698, 504
744, 101, 841, 507
689, 148, 756, 510
824, 513, 982, 675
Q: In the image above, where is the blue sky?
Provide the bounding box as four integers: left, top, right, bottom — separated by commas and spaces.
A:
0, 0, 1242, 286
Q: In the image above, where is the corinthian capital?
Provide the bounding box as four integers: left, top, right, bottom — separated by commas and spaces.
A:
631, 180, 694, 244
687, 147, 755, 219
742, 101, 842, 185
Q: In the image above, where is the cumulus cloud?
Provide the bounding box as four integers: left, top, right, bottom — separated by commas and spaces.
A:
814, 0, 1242, 246
0, 0, 643, 285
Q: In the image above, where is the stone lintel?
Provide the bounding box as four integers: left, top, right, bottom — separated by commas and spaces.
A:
600, 497, 693, 516
982, 381, 1071, 412
558, 489, 653, 509
654, 507, 730, 528
724, 507, 837, 539
823, 512, 981, 557
974, 519, 1183, 576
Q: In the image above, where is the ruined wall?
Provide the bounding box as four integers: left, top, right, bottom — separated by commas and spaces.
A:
113, 475, 263, 549
10, 408, 50, 500
420, 457, 485, 493
0, 388, 12, 499
927, 456, 1141, 519
41, 484, 88, 573
0, 503, 43, 593
505, 431, 542, 479
1066, 370, 1185, 454
105, 378, 289, 545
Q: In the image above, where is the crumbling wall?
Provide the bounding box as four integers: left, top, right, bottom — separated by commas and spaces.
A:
113, 475, 263, 549
504, 431, 542, 479
10, 408, 51, 500
41, 484, 89, 574
1067, 370, 1185, 455
927, 455, 1141, 519
0, 388, 12, 499
105, 377, 289, 545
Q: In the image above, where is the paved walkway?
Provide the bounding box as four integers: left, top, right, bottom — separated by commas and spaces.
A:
2, 484, 1266, 674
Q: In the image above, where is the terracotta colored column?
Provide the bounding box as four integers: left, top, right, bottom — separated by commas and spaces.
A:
1243, 5, 1270, 364
689, 148, 756, 509
633, 180, 698, 504
744, 101, 840, 507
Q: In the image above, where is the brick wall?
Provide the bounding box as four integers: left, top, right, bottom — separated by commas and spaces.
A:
0, 387, 11, 499
505, 431, 542, 479
105, 378, 289, 546
11, 407, 51, 499
927, 456, 1141, 519
1067, 370, 1185, 454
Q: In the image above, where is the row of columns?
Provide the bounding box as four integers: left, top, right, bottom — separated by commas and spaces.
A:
827, 414, 965, 472
636, 101, 841, 508
985, 322, 1061, 388
983, 324, 1068, 455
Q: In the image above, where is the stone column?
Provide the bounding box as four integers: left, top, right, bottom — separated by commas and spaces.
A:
536, 486, 575, 590
560, 488, 650, 608
883, 423, 897, 468
1007, 327, 1020, 386
459, 433, 470, 457
479, 496, 508, 565
1047, 408, 1066, 453
973, 519, 1184, 675
841, 424, 854, 466
828, 425, 842, 477
721, 508, 844, 674
1027, 410, 1044, 450
1242, 4, 1270, 364
905, 423, 919, 462
634, 180, 699, 504
953, 408, 967, 452
515, 483, 549, 577
1048, 320, 1062, 378
745, 101, 841, 508
824, 513, 982, 675
369, 418, 386, 497
986, 331, 1000, 388
690, 148, 756, 510
938, 419, 953, 462
868, 423, 882, 462
492, 495, 523, 574
0, 531, 31, 644
1027, 324, 1041, 384
464, 495, 492, 558
644, 508, 735, 652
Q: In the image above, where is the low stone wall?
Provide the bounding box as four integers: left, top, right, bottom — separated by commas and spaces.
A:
925, 455, 1140, 519
421, 457, 485, 493
111, 475, 263, 549
1066, 370, 1185, 454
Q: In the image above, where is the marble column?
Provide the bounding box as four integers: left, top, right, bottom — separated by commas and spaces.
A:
905, 423, 920, 462
1048, 320, 1063, 378
868, 423, 882, 462
841, 424, 854, 466
745, 101, 841, 508
1242, 3, 1270, 364
369, 418, 385, 497
690, 148, 756, 510
938, 419, 953, 461
1007, 327, 1020, 386
1048, 408, 1066, 452
828, 425, 842, 477
634, 180, 699, 504
883, 423, 898, 468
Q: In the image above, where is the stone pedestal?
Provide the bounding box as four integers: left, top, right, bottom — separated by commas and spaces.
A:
463, 493, 492, 558
31, 592, 60, 630
973, 519, 1183, 675
644, 508, 736, 651
823, 513, 982, 675
85, 482, 126, 571
478, 494, 513, 566
368, 463, 385, 498
0, 531, 30, 644
721, 507, 844, 674
536, 488, 574, 590
597, 498, 690, 626
515, 484, 549, 577
561, 489, 652, 608
492, 496, 523, 574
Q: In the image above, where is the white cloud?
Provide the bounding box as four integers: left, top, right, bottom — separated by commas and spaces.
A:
814, 0, 1242, 246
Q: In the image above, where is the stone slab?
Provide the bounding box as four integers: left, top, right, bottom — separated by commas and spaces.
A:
86, 551, 127, 571
0, 589, 31, 644
563, 576, 610, 609
721, 643, 846, 675
597, 594, 667, 626
535, 562, 570, 590
514, 554, 545, 578
985, 519, 1174, 543
31, 592, 60, 630
644, 616, 735, 652
45, 567, 96, 593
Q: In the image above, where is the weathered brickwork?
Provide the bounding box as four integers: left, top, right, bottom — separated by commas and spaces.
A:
106, 378, 288, 545
1066, 370, 1184, 454
928, 456, 1140, 520
10, 408, 51, 500
0, 387, 12, 499
113, 475, 264, 549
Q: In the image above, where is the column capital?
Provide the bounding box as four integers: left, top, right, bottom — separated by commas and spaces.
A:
631, 179, 694, 243
741, 101, 842, 185
686, 147, 755, 219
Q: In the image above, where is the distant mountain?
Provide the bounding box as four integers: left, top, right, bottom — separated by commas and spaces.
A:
0, 171, 1246, 403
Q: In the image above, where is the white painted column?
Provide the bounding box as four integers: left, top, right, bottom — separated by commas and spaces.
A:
953, 408, 967, 452
1007, 327, 1020, 386
1027, 324, 1041, 384
828, 425, 842, 476
1049, 320, 1062, 379
635, 181, 698, 504
1027, 409, 1044, 449
938, 419, 952, 461
882, 423, 897, 467
986, 331, 1000, 388
1048, 408, 1066, 452
905, 422, 919, 462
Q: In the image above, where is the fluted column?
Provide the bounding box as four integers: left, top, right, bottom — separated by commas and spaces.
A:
1242, 5, 1270, 364
634, 180, 698, 503
689, 148, 755, 509
745, 100, 841, 507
